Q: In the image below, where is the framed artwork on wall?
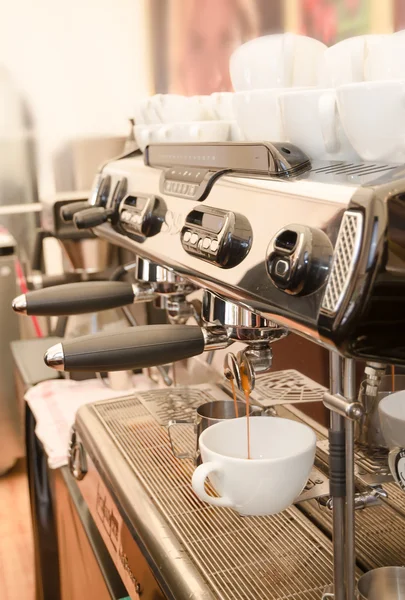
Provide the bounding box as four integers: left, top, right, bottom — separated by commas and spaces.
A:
298, 0, 371, 45
147, 0, 282, 94
395, 0, 405, 30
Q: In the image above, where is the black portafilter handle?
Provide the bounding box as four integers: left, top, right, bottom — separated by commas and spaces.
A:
12, 281, 136, 316
44, 325, 205, 372
60, 201, 90, 222
73, 207, 113, 230
26, 271, 82, 290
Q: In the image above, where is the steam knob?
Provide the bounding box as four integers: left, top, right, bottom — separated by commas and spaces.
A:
266, 225, 333, 295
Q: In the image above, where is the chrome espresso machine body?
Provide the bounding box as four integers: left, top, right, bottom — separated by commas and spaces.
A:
21, 143, 405, 600
87, 143, 404, 364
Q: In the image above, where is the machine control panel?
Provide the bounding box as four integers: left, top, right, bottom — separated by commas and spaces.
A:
162, 167, 210, 199
118, 194, 165, 239
181, 206, 252, 268
266, 225, 333, 295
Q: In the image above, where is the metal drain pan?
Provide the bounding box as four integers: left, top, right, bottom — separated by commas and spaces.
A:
77, 392, 336, 600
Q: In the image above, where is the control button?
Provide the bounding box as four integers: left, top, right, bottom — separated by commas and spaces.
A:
164, 181, 172, 192
172, 182, 179, 193
182, 184, 189, 195
190, 233, 199, 245
183, 231, 191, 243
188, 185, 196, 196
275, 259, 290, 278
202, 237, 211, 249
210, 239, 219, 252
121, 211, 131, 222
131, 214, 141, 225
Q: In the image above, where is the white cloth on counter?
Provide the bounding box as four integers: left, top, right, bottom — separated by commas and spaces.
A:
25, 378, 139, 469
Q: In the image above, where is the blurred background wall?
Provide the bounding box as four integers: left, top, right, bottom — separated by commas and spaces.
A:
147, 0, 400, 94
0, 0, 402, 254
0, 0, 151, 199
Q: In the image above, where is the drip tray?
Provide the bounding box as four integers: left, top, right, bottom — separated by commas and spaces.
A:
133, 383, 230, 425
301, 435, 405, 572
91, 392, 336, 600
250, 369, 326, 408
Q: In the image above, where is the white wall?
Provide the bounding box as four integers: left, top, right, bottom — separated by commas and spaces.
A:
0, 0, 151, 195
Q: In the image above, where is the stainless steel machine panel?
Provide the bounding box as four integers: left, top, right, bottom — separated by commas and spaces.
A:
90, 151, 405, 363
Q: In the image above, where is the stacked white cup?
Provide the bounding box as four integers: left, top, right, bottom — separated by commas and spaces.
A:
231, 31, 405, 164
230, 33, 327, 146
134, 94, 233, 150
280, 34, 388, 162
336, 31, 405, 162
135, 30, 405, 164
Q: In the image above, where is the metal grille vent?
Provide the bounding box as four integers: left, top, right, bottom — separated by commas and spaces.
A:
312, 163, 398, 177
92, 393, 335, 599
321, 210, 363, 315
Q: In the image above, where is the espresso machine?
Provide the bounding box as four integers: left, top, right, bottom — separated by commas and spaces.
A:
14, 142, 405, 599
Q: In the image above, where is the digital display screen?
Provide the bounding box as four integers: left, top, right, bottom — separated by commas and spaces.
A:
186, 210, 225, 233
124, 196, 147, 210
146, 143, 271, 174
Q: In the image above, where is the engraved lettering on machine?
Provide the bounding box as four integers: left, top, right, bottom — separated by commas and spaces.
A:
96, 484, 118, 550
92, 477, 146, 598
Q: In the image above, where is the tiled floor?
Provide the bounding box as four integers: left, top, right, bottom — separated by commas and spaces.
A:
0, 460, 35, 600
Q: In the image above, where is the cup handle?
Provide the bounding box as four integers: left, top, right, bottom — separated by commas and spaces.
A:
192, 462, 234, 508
388, 447, 404, 487
168, 420, 195, 460
318, 93, 339, 154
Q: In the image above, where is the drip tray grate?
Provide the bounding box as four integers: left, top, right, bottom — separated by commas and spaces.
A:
132, 384, 230, 425
305, 439, 405, 571
250, 369, 326, 408
92, 393, 335, 600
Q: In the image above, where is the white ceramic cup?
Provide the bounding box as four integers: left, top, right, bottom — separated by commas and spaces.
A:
136, 97, 162, 124
379, 390, 405, 450
230, 33, 326, 91
233, 88, 292, 143
337, 80, 405, 162
210, 92, 235, 120
150, 94, 215, 123
318, 35, 385, 88
191, 416, 316, 516
135, 121, 231, 151
134, 123, 156, 151
281, 88, 357, 161
379, 390, 405, 490
365, 33, 405, 81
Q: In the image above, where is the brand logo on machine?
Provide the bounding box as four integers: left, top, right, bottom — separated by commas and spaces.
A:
118, 547, 141, 592
162, 210, 184, 235
96, 484, 119, 549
